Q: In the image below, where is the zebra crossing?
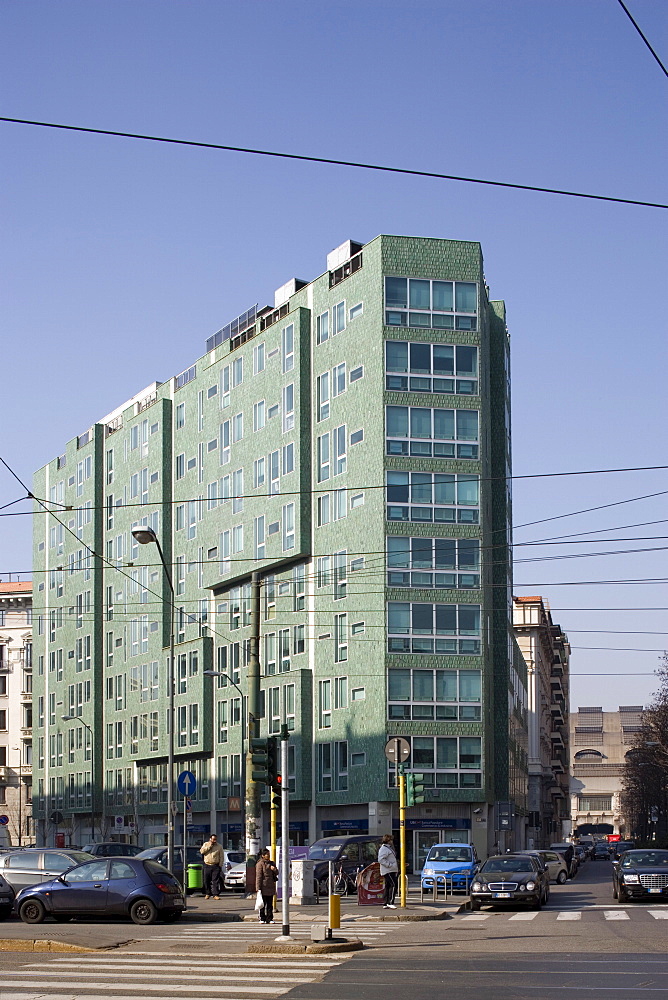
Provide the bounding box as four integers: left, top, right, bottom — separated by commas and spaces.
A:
1, 952, 343, 1000
458, 908, 668, 923
155, 918, 393, 946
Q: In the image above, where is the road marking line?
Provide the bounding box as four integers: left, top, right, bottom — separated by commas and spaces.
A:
460, 913, 490, 920
556, 911, 582, 920
45, 959, 332, 970
648, 910, 668, 919
508, 911, 538, 920
603, 910, 630, 920
3, 973, 298, 992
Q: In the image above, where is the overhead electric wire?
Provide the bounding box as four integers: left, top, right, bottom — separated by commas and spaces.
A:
1, 116, 666, 210
616, 0, 668, 79
512, 489, 668, 530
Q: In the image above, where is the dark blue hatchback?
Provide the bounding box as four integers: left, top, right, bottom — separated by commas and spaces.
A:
16, 856, 185, 925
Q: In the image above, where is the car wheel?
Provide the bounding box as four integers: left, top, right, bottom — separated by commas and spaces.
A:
556, 871, 568, 885
19, 899, 46, 924
162, 911, 182, 923
130, 899, 158, 925
612, 882, 618, 900
618, 887, 629, 904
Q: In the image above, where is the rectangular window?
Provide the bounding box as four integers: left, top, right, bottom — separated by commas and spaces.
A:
293, 624, 305, 654
333, 425, 346, 475
175, 454, 185, 480
334, 676, 348, 710
316, 311, 329, 345
232, 356, 243, 387
388, 667, 481, 721
335, 613, 348, 662
388, 735, 482, 789
333, 301, 345, 335
317, 372, 330, 421
386, 471, 480, 525
282, 323, 294, 372
387, 602, 481, 655
253, 400, 266, 431
282, 503, 295, 550
349, 302, 363, 320
387, 536, 480, 590
254, 516, 265, 560
350, 365, 364, 383
254, 457, 265, 489
220, 420, 231, 465
232, 412, 243, 443
269, 450, 279, 495
317, 493, 330, 526
253, 342, 265, 375
350, 428, 363, 446
293, 564, 305, 610
386, 405, 479, 460
282, 384, 294, 432
282, 442, 294, 475
232, 468, 244, 514
385, 340, 478, 395
331, 363, 346, 397
319, 679, 331, 729
175, 402, 185, 429
385, 277, 478, 331
317, 434, 330, 482
334, 550, 347, 600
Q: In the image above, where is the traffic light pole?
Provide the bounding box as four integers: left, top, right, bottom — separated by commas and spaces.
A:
398, 767, 407, 908
245, 571, 261, 858
279, 726, 291, 939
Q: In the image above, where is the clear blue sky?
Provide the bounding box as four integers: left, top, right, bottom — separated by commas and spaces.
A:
1, 0, 666, 710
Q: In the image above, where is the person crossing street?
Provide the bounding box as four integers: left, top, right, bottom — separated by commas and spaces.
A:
199, 834, 223, 899
255, 848, 279, 924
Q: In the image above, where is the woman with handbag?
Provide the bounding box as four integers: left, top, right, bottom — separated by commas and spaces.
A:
255, 848, 279, 924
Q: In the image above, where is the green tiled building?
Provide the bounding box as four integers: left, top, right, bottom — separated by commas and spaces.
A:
32, 235, 527, 865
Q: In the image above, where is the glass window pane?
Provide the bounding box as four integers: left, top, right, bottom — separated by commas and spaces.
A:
387, 406, 409, 437
436, 671, 457, 701
434, 538, 456, 570
436, 737, 457, 768
410, 473, 432, 504
432, 313, 454, 329
459, 736, 481, 768
412, 604, 433, 634
433, 409, 454, 440
413, 670, 434, 701
456, 346, 477, 377
456, 410, 478, 441
411, 537, 432, 569
388, 603, 410, 633
459, 670, 481, 702
432, 345, 454, 375
410, 408, 432, 439
435, 604, 457, 634
386, 277, 408, 308
458, 605, 480, 635
388, 537, 410, 567
432, 281, 453, 311
457, 539, 479, 569
388, 669, 411, 701
408, 312, 431, 328
412, 737, 434, 767
456, 475, 478, 505
387, 471, 409, 502
409, 279, 431, 309
433, 474, 455, 504
455, 282, 477, 312
409, 342, 431, 374
386, 341, 408, 372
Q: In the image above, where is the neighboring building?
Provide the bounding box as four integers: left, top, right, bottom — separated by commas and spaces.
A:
513, 597, 570, 845
0, 581, 33, 846
32, 234, 527, 866
569, 705, 643, 837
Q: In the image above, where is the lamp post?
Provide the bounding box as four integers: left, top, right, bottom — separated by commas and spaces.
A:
11, 747, 22, 847
132, 526, 176, 876
61, 715, 95, 842
203, 670, 247, 848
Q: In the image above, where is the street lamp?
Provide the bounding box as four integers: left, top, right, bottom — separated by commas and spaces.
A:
61, 715, 95, 842
11, 747, 22, 847
132, 526, 175, 875
203, 670, 247, 849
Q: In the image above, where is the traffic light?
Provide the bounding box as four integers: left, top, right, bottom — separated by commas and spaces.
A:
250, 737, 271, 783
267, 737, 279, 787
271, 775, 282, 810
406, 772, 426, 806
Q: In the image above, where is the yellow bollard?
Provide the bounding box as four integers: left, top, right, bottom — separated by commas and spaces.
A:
329, 892, 341, 929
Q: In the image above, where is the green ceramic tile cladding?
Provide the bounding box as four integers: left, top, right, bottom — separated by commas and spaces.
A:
31, 235, 526, 838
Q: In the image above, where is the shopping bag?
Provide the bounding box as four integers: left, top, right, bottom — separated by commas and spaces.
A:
254, 889, 263, 910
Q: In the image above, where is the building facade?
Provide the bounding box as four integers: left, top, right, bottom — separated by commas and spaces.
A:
513, 596, 570, 845
0, 581, 33, 847
570, 705, 643, 837
32, 235, 527, 866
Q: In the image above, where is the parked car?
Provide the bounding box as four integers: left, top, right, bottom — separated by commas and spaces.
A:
15, 856, 185, 925
224, 861, 247, 891
0, 872, 16, 919
135, 846, 202, 888
574, 845, 588, 864
593, 842, 611, 860
0, 848, 94, 892
550, 843, 578, 877
81, 843, 142, 858
610, 840, 636, 860
512, 850, 569, 884
612, 849, 668, 903
470, 854, 550, 910
421, 843, 479, 892
308, 836, 383, 896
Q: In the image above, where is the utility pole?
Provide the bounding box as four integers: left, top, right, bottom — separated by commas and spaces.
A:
245, 571, 261, 858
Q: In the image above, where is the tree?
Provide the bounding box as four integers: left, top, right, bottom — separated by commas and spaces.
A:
622, 654, 668, 845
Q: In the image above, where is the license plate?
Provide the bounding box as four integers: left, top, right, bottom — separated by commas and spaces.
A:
493, 892, 511, 899
648, 888, 662, 893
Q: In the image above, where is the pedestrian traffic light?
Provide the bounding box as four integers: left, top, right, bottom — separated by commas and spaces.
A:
406, 772, 426, 806
250, 737, 270, 783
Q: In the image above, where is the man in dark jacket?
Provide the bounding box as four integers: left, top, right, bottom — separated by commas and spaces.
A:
255, 848, 279, 924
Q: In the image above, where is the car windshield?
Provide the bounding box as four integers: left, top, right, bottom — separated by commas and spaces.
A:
65, 852, 96, 865
309, 842, 344, 860
427, 847, 472, 863
621, 851, 668, 868
227, 852, 245, 864
481, 858, 534, 874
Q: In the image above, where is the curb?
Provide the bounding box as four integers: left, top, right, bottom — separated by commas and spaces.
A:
247, 938, 364, 955
0, 938, 133, 953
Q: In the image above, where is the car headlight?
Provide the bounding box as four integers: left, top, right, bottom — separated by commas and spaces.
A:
471, 881, 483, 892
423, 868, 435, 877
622, 874, 640, 883
524, 881, 536, 891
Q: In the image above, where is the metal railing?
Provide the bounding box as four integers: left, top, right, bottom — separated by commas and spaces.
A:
420, 873, 473, 902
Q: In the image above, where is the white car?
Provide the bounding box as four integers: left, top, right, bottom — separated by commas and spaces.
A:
223, 861, 247, 891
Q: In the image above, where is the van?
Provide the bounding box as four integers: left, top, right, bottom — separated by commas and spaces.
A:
308, 835, 383, 895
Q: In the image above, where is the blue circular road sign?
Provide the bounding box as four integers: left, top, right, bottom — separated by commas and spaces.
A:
177, 770, 197, 797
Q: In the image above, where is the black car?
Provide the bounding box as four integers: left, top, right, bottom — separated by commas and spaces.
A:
0, 873, 15, 919
610, 840, 636, 860
612, 849, 668, 903
15, 856, 184, 925
81, 843, 142, 858
470, 854, 550, 910
593, 842, 611, 860
308, 836, 382, 896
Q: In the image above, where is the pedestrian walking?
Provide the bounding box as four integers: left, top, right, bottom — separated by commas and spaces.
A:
378, 833, 399, 908
255, 848, 279, 924
199, 834, 223, 899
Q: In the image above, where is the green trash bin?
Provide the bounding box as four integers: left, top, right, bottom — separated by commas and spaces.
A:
187, 863, 203, 893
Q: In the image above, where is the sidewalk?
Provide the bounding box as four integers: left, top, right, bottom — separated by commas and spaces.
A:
184, 889, 461, 922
